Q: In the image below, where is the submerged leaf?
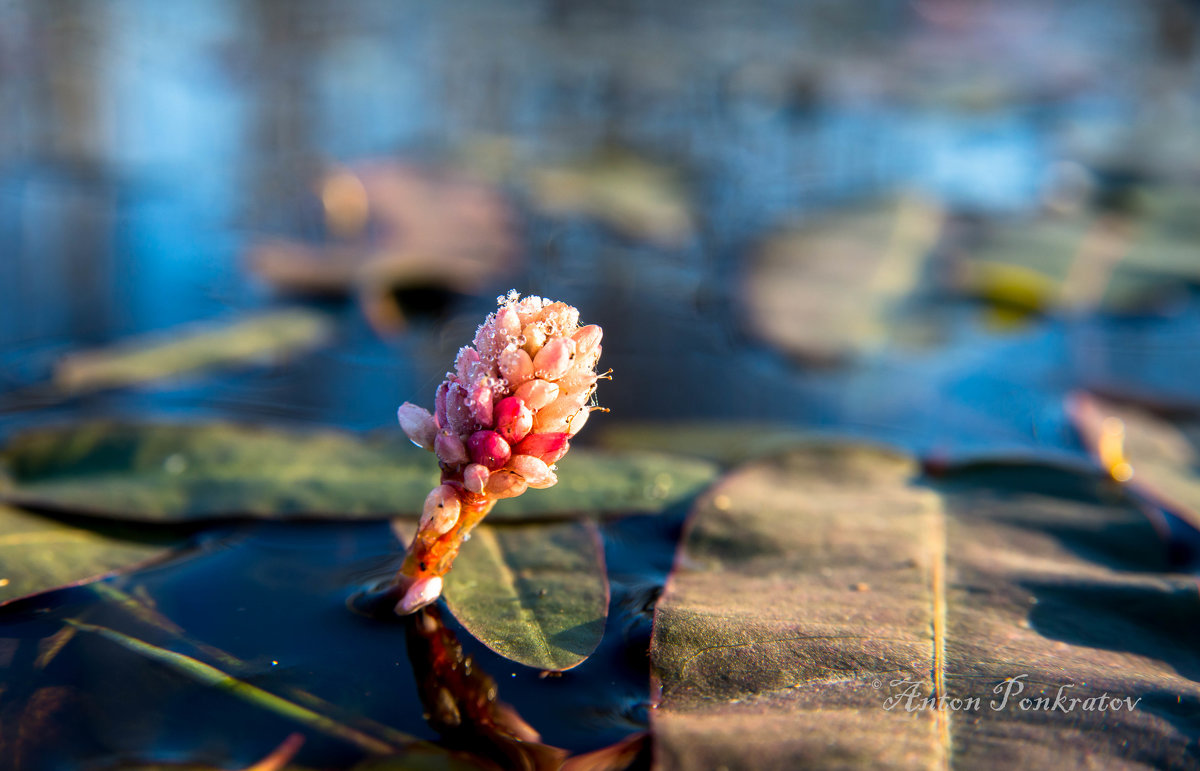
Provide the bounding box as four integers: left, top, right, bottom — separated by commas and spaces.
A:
53, 310, 334, 394
0, 422, 715, 522
441, 521, 609, 671
652, 444, 1200, 769
0, 504, 175, 604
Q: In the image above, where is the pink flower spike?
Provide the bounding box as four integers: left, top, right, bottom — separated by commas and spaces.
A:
434, 430, 469, 467
467, 430, 512, 471
494, 396, 534, 444
397, 403, 437, 451
533, 337, 576, 381
508, 454, 557, 489
514, 432, 570, 464
463, 463, 490, 493
396, 576, 443, 614
514, 378, 560, 411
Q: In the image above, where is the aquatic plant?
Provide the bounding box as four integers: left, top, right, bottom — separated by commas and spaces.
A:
392, 291, 605, 613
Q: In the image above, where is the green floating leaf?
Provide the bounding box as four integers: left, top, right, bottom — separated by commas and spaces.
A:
742, 196, 944, 362
0, 422, 716, 522
952, 186, 1200, 314
652, 443, 1200, 769
0, 504, 176, 604
53, 309, 334, 394
442, 521, 609, 671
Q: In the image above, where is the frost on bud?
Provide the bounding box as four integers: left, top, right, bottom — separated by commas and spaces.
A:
463, 463, 490, 493
397, 576, 443, 615
493, 396, 534, 444
499, 348, 534, 386
420, 484, 461, 536
455, 346, 481, 382
514, 378, 559, 411
509, 454, 557, 489
514, 431, 570, 464
467, 430, 512, 471
397, 403, 437, 450
521, 323, 547, 356
495, 306, 522, 339
533, 337, 576, 381
485, 469, 528, 499
435, 430, 469, 467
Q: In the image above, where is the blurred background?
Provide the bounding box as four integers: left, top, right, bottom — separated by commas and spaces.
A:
1, 0, 1198, 459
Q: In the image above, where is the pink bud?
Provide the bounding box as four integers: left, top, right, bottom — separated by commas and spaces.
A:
567, 407, 591, 436
513, 432, 570, 464
556, 369, 598, 392
493, 396, 533, 444
445, 382, 475, 435
508, 454, 557, 489
434, 382, 449, 428
485, 469, 528, 499
396, 576, 442, 615
537, 389, 590, 426
420, 484, 461, 536
521, 323, 547, 355
467, 385, 493, 427
513, 378, 559, 411
572, 324, 603, 356
499, 348, 534, 385
495, 306, 522, 339
455, 346, 480, 382
434, 430, 469, 466
463, 463, 490, 493
397, 402, 437, 450
467, 430, 511, 471
533, 337, 576, 381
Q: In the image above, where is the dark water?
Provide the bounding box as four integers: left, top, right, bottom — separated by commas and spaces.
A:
1, 1, 1199, 768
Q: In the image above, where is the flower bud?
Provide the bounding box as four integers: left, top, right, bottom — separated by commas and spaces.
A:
397, 403, 437, 450
420, 484, 461, 536
521, 323, 547, 356
467, 385, 493, 427
467, 430, 511, 471
444, 382, 475, 435
533, 337, 576, 381
434, 382, 450, 428
396, 576, 443, 615
499, 348, 534, 386
513, 431, 570, 464
537, 389, 590, 426
493, 396, 533, 444
463, 463, 490, 493
495, 306, 522, 339
514, 378, 559, 411
455, 346, 480, 382
435, 430, 469, 466
485, 469, 528, 499
572, 324, 603, 356
509, 454, 557, 489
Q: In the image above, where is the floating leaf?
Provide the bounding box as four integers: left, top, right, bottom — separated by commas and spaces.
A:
441, 521, 609, 671
742, 196, 943, 362
0, 422, 716, 522
527, 149, 694, 246
950, 186, 1200, 313
0, 504, 176, 604
652, 444, 1200, 768
52, 309, 334, 394
596, 421, 817, 466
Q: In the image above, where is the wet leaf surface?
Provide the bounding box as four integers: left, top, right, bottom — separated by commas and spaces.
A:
52, 310, 335, 395
0, 422, 717, 522
741, 196, 944, 362
441, 521, 609, 672
0, 503, 177, 604
652, 443, 1200, 769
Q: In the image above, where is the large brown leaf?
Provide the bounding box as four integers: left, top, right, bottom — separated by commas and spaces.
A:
651, 444, 1200, 769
